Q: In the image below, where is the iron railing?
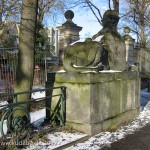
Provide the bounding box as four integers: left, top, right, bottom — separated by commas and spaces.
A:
0, 86, 66, 143
0, 48, 17, 97
0, 47, 59, 100
0, 48, 46, 90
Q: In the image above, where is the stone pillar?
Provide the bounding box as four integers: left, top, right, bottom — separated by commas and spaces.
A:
134, 44, 141, 67
57, 10, 82, 65
123, 27, 135, 65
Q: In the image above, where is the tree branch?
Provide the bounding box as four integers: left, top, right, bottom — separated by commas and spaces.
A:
85, 0, 102, 25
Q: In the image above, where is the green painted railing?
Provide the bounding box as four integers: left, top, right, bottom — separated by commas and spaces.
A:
0, 86, 66, 142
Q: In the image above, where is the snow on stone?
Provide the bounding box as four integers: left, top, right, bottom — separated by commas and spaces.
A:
93, 35, 104, 42
99, 70, 122, 73
81, 71, 97, 73
48, 70, 66, 74
80, 70, 122, 73
73, 64, 98, 68
70, 39, 85, 46
56, 70, 66, 73
69, 37, 103, 46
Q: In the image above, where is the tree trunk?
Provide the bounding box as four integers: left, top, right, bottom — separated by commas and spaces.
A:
14, 0, 38, 116
140, 0, 146, 47
140, 24, 146, 47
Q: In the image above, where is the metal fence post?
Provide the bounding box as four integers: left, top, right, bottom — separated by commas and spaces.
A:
148, 80, 150, 92
60, 86, 66, 126
44, 72, 56, 122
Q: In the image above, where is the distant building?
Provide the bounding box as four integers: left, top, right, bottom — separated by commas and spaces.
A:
43, 27, 59, 56
1, 21, 59, 55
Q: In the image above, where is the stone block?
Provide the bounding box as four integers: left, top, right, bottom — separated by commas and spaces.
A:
47, 71, 140, 135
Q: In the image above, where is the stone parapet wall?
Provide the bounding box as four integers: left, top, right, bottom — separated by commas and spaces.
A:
139, 49, 150, 78
47, 71, 140, 135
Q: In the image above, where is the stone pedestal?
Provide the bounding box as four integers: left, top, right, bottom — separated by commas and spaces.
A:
57, 10, 82, 65
47, 71, 140, 135
125, 38, 135, 64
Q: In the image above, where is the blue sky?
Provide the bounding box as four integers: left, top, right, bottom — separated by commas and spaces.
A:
44, 0, 109, 39
65, 1, 108, 39
44, 0, 137, 40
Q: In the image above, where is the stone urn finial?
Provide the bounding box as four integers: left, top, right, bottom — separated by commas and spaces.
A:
124, 27, 131, 35
65, 10, 74, 23
123, 26, 133, 40
65, 10, 75, 25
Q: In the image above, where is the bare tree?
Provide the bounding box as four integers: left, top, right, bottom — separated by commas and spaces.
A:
37, 0, 68, 24
0, 0, 21, 24
0, 0, 67, 27
67, 0, 149, 45
67, 0, 119, 26
122, 0, 150, 46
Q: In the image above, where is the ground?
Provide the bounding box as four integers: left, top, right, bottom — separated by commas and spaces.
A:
0, 88, 150, 149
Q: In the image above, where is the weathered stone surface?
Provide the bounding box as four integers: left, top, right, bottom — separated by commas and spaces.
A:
63, 38, 104, 72
49, 71, 139, 83
92, 10, 130, 71
123, 27, 135, 64
139, 48, 150, 77
47, 71, 140, 135
63, 10, 133, 72
57, 10, 82, 65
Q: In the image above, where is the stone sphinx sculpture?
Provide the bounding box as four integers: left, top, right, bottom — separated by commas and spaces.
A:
92, 10, 130, 71
63, 10, 131, 72
63, 38, 108, 72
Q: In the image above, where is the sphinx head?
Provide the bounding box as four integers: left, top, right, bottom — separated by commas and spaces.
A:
102, 10, 119, 30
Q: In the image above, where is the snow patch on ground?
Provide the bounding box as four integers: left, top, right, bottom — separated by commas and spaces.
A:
66, 93, 150, 150
24, 131, 86, 150
23, 89, 150, 150
30, 109, 45, 123
140, 88, 150, 110
1, 88, 150, 150
0, 101, 8, 106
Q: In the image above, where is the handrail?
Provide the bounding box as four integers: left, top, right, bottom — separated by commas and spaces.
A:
0, 47, 18, 50
0, 94, 61, 110
0, 86, 65, 98
0, 86, 67, 143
